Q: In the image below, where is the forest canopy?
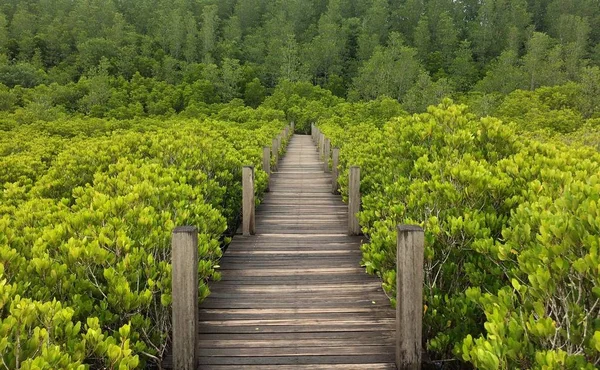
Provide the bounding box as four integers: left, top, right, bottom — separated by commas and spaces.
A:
0, 0, 599, 112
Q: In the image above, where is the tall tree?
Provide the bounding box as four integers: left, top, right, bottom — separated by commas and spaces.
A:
200, 4, 219, 64
522, 32, 564, 90
449, 41, 478, 91
0, 11, 7, 54
470, 0, 531, 62
356, 0, 389, 61
219, 57, 242, 100
304, 0, 348, 85
352, 32, 422, 101
475, 49, 528, 94
10, 3, 37, 61
183, 11, 199, 63
403, 71, 453, 113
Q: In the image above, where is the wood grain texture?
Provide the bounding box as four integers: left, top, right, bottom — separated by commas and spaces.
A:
166, 135, 396, 369
348, 166, 361, 235
332, 147, 339, 194
171, 227, 198, 370
242, 166, 255, 236
396, 225, 424, 370
324, 138, 331, 173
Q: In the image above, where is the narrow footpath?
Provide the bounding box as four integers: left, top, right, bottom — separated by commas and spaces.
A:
196, 134, 396, 369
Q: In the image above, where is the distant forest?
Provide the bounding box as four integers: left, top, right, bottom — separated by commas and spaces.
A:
0, 0, 599, 111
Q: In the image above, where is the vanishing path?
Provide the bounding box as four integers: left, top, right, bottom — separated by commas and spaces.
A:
196, 134, 396, 369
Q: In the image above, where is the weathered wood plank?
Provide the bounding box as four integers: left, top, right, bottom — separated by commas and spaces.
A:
164, 135, 398, 370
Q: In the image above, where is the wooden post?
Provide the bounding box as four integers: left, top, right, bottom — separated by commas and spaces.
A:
277, 134, 282, 152
172, 226, 198, 370
272, 138, 278, 172
332, 148, 339, 194
291, 121, 295, 133
311, 123, 315, 141
396, 225, 424, 370
348, 166, 361, 235
319, 133, 325, 160
323, 138, 331, 173
263, 146, 270, 192
242, 166, 255, 236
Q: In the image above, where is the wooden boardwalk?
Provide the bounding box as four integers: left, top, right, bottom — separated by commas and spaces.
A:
196, 135, 396, 369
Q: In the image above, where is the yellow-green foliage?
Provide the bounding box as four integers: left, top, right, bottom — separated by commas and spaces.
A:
0, 112, 285, 368
320, 100, 600, 368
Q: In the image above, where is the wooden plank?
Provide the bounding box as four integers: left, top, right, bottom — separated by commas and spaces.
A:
197, 354, 396, 365
198, 346, 394, 356
164, 135, 397, 370
199, 364, 396, 370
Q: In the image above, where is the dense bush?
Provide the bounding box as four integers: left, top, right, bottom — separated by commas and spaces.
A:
319, 100, 600, 369
0, 112, 286, 368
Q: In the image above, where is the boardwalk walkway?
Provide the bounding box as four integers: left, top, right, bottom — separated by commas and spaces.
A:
196, 134, 396, 369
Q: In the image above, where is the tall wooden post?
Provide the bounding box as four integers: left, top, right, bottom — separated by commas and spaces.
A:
277, 134, 282, 152
396, 225, 424, 370
242, 166, 255, 236
272, 138, 278, 172
311, 124, 315, 141
291, 121, 295, 134
319, 133, 324, 158
332, 148, 339, 194
348, 166, 361, 235
171, 226, 198, 370
263, 146, 271, 192
323, 138, 331, 172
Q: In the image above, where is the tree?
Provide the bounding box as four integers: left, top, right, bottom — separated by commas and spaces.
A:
389, 0, 424, 41
356, 0, 389, 61
470, 0, 531, 62
234, 0, 266, 33
200, 5, 219, 64
220, 15, 242, 59
522, 32, 565, 90
244, 77, 266, 107
403, 72, 454, 113
304, 0, 348, 85
352, 32, 422, 101
0, 11, 7, 54
183, 12, 199, 63
475, 50, 528, 94
279, 34, 306, 82
413, 16, 431, 63
578, 66, 600, 118
554, 15, 591, 80
219, 58, 242, 101
449, 41, 478, 92
10, 3, 37, 61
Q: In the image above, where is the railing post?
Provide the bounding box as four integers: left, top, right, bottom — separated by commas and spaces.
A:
171, 226, 198, 370
263, 146, 270, 192
323, 138, 331, 173
348, 166, 361, 235
291, 121, 295, 134
396, 225, 424, 370
311, 123, 315, 142
242, 166, 255, 236
271, 138, 278, 172
319, 133, 324, 158
332, 148, 339, 194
